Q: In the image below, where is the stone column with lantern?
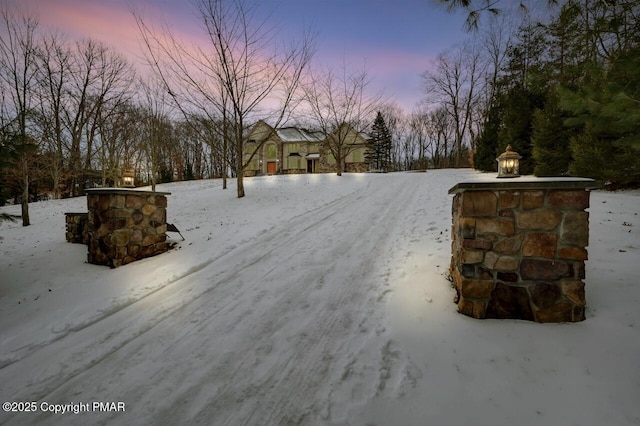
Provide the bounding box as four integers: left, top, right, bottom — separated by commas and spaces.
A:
447, 147, 601, 322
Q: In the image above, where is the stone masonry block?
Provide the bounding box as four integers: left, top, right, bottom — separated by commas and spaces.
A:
141, 203, 156, 216
498, 191, 520, 209
548, 190, 589, 210
535, 302, 574, 323
460, 279, 496, 299
97, 195, 111, 212
522, 233, 558, 259
142, 234, 160, 247
109, 195, 125, 209
458, 297, 487, 319
561, 280, 586, 306
461, 248, 485, 264
461, 191, 497, 216
493, 232, 524, 255
561, 211, 589, 247
558, 246, 588, 261
529, 282, 561, 309
111, 229, 131, 247
484, 251, 519, 271
157, 196, 168, 208
460, 217, 476, 239
485, 283, 534, 321
522, 190, 544, 209
462, 239, 493, 250
452, 193, 461, 217
520, 259, 572, 280
150, 208, 166, 223
476, 218, 515, 236
497, 272, 518, 282
125, 194, 146, 209
515, 209, 562, 231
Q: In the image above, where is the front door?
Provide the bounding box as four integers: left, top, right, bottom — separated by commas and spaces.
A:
267, 161, 277, 174
307, 159, 313, 173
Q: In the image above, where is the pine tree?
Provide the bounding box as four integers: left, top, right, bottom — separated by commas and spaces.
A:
497, 84, 545, 175
531, 90, 572, 176
368, 112, 392, 172
560, 47, 640, 185
474, 95, 504, 172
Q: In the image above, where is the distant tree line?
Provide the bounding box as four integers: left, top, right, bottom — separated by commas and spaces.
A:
2, 0, 638, 226
0, 6, 237, 225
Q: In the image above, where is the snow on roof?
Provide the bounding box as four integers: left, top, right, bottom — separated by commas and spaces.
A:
276, 127, 325, 143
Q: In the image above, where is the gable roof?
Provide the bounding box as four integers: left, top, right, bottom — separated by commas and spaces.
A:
276, 127, 324, 143
246, 120, 370, 144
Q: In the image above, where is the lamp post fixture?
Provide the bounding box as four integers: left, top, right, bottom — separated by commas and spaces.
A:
496, 145, 521, 178
122, 169, 135, 188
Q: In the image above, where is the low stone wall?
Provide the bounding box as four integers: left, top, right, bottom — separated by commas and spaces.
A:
448, 178, 599, 323
85, 188, 171, 268
65, 212, 89, 244
345, 162, 369, 173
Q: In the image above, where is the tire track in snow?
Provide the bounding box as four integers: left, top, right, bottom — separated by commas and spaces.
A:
2, 174, 427, 426
0, 178, 371, 424
177, 174, 426, 425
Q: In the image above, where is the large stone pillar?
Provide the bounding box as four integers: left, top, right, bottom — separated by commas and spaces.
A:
448, 177, 600, 323
85, 188, 171, 268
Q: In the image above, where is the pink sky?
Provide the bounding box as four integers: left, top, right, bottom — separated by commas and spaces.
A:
9, 0, 473, 111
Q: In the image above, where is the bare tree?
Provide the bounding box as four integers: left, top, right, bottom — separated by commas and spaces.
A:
94, 100, 133, 187
135, 0, 314, 197
423, 42, 484, 167
426, 107, 455, 168
0, 6, 40, 225
62, 39, 134, 196
303, 63, 379, 176
34, 31, 72, 199
135, 76, 176, 191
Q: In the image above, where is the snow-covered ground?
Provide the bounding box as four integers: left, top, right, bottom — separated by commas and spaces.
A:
0, 169, 638, 426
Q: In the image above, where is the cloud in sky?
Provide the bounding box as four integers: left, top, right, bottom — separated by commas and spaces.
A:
8, 0, 471, 111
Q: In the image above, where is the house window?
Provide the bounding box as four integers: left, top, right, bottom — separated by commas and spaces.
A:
308, 143, 319, 154
327, 153, 336, 165
266, 143, 277, 159
288, 156, 300, 169
288, 143, 300, 154
352, 150, 362, 162
247, 157, 259, 170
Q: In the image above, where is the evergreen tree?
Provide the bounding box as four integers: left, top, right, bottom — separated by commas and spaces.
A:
497, 84, 545, 175
531, 89, 572, 176
560, 47, 640, 185
367, 112, 392, 172
474, 95, 504, 172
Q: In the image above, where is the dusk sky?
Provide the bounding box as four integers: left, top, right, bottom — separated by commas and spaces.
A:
11, 0, 475, 111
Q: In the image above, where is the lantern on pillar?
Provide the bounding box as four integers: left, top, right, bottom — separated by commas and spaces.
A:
122, 169, 135, 188
496, 145, 521, 178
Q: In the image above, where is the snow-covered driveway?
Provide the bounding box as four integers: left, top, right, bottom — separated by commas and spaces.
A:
1, 172, 452, 425
1, 170, 639, 426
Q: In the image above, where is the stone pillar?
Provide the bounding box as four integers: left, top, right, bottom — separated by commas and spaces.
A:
448, 178, 600, 323
85, 188, 171, 268
65, 212, 89, 244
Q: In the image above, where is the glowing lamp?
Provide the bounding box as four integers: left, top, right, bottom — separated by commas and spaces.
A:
122, 169, 135, 188
496, 145, 521, 178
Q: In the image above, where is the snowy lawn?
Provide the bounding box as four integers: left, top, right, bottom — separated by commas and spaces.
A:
0, 169, 638, 425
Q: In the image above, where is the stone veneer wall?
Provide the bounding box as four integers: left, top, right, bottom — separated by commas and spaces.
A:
65, 212, 89, 244
449, 179, 599, 323
85, 188, 171, 268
